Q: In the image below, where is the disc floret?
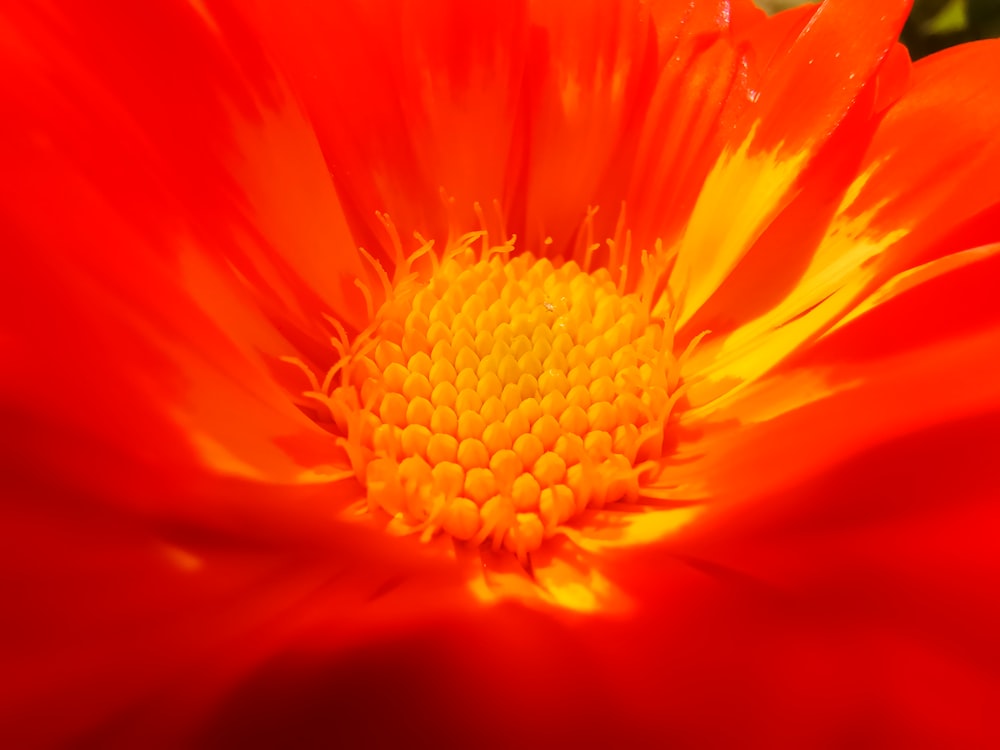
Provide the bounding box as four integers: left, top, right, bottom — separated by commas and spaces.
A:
295, 231, 686, 561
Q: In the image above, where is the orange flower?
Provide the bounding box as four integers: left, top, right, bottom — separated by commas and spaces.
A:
3, 0, 1000, 745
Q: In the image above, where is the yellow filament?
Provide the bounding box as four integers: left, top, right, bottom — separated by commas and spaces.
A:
304, 234, 684, 561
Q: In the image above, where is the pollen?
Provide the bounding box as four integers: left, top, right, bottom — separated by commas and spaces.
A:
299, 234, 685, 562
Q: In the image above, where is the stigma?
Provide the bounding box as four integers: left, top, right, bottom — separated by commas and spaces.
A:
301, 233, 686, 562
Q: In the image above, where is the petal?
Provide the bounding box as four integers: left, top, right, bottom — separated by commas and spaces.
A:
392, 0, 531, 233
253, 0, 766, 258
645, 0, 766, 36
667, 0, 911, 326
1, 1, 370, 332
0, 457, 468, 746
515, 0, 660, 250
840, 40, 1000, 273
652, 411, 1000, 745
675, 34, 910, 342
624, 1, 774, 258
684, 39, 1000, 403
627, 17, 746, 256
253, 0, 531, 252
669, 245, 1000, 504
197, 410, 1000, 746
517, 0, 767, 254
0, 1, 369, 485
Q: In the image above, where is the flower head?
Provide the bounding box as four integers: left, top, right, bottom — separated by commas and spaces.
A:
3, 0, 1000, 745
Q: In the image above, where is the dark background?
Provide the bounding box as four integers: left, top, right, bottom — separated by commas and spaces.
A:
755, 0, 1000, 58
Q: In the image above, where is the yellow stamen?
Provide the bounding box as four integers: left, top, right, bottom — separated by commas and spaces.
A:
307, 234, 685, 561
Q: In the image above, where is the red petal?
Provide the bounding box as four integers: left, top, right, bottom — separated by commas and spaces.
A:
195, 411, 1000, 746
656, 411, 1000, 745
677, 39, 911, 346
626, 1, 771, 255
627, 26, 744, 255
5, 2, 371, 331
645, 0, 766, 42
0, 1, 371, 488
392, 0, 530, 234
681, 39, 1000, 396
665, 0, 910, 325
673, 246, 1000, 505
514, 0, 660, 250
254, 0, 765, 257
742, 0, 910, 155
842, 40, 1000, 274
0, 461, 467, 746
253, 0, 531, 252
521, 0, 766, 256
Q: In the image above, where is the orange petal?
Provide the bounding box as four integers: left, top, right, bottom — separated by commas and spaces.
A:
676, 39, 909, 343
740, 0, 910, 155
671, 246, 1000, 504
0, 1, 360, 485
625, 1, 771, 257
839, 40, 1000, 274
247, 0, 434, 260
202, 411, 1000, 745
2, 1, 371, 333
682, 40, 1000, 401
667, 0, 910, 326
645, 0, 766, 43
253, 0, 530, 250
0, 463, 466, 746
641, 412, 1000, 745
392, 0, 530, 235
627, 28, 744, 257
515, 0, 660, 250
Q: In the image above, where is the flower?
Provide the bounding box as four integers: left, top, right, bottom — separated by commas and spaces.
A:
3, 0, 1000, 746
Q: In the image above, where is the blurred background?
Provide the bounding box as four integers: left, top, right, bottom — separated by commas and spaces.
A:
754, 0, 1000, 58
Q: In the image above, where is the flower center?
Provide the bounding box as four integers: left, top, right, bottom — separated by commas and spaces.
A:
316, 240, 683, 560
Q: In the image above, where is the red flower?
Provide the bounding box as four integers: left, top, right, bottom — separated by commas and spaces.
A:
3, 0, 1000, 746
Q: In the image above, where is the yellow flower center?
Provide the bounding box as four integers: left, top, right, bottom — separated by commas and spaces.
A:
318, 235, 685, 562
